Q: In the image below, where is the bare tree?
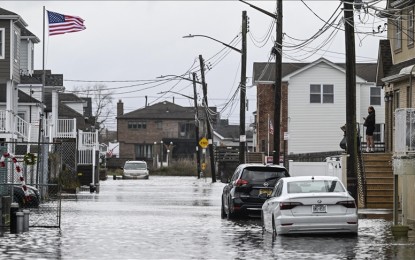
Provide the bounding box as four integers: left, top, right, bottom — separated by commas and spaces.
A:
73, 84, 114, 133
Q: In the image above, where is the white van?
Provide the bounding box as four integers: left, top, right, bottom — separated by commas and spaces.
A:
122, 160, 149, 179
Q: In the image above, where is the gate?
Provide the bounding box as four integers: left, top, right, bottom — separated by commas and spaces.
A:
0, 141, 70, 228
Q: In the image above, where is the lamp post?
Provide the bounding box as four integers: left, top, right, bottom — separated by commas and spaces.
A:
183, 11, 247, 165
158, 75, 202, 178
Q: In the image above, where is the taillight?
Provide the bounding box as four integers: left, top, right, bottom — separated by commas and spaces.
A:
279, 202, 303, 210
336, 201, 356, 208
235, 179, 249, 187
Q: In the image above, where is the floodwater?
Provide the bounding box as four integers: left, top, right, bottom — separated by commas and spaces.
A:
1, 176, 415, 259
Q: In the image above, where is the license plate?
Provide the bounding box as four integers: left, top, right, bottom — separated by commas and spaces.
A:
312, 204, 327, 213
259, 189, 272, 196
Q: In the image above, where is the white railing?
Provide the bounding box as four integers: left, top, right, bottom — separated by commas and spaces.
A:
394, 108, 415, 155
56, 119, 77, 138
78, 130, 99, 165
0, 110, 5, 132
15, 114, 30, 139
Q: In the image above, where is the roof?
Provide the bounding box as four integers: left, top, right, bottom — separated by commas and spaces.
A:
20, 71, 64, 86
214, 124, 253, 140
118, 100, 216, 120
0, 8, 28, 27
20, 27, 40, 43
253, 59, 377, 84
0, 84, 39, 103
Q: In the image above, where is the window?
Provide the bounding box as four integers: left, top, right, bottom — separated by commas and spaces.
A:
310, 84, 334, 103
156, 121, 162, 129
0, 28, 4, 59
370, 87, 381, 105
394, 90, 400, 110
408, 9, 414, 46
13, 30, 18, 62
128, 121, 147, 130
395, 15, 402, 50
135, 144, 153, 159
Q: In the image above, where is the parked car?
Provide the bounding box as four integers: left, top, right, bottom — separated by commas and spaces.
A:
262, 176, 358, 236
221, 163, 289, 219
122, 160, 149, 179
13, 185, 40, 208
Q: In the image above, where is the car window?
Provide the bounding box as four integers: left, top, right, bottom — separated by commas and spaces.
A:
287, 180, 345, 193
124, 162, 147, 170
241, 167, 287, 185
272, 180, 283, 197
231, 167, 241, 182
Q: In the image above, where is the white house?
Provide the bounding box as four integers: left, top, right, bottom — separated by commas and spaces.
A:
253, 58, 384, 155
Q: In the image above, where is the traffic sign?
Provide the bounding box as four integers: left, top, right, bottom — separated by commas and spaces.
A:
199, 137, 208, 148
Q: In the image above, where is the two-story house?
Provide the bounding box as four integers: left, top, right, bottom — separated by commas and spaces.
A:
116, 100, 217, 164
253, 58, 382, 156
376, 0, 415, 224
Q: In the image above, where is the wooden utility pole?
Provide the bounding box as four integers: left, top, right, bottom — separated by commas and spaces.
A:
344, 0, 358, 200
192, 72, 202, 179
239, 10, 248, 165
199, 55, 216, 182
273, 0, 283, 165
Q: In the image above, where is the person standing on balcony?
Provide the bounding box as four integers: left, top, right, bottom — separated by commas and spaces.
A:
363, 106, 376, 153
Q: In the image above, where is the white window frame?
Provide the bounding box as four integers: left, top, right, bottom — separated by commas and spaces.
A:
13, 30, 18, 63
310, 84, 334, 104
395, 15, 402, 50
370, 87, 381, 105
408, 9, 414, 46
0, 28, 4, 59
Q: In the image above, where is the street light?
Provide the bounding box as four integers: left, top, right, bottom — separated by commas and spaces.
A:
157, 74, 203, 178
183, 11, 247, 165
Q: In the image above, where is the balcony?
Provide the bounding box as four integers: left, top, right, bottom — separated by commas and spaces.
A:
0, 110, 31, 141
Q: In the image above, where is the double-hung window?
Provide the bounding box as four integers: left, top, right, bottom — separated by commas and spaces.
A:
370, 87, 381, 105
310, 84, 334, 104
408, 9, 414, 46
0, 28, 4, 59
395, 15, 402, 50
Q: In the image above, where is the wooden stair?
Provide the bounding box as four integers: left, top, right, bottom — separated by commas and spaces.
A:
362, 153, 394, 209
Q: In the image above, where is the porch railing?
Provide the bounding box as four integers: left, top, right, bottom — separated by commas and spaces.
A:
0, 110, 31, 141
56, 119, 77, 138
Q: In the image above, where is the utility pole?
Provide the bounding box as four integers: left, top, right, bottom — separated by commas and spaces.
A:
192, 72, 202, 179
344, 0, 358, 201
273, 0, 283, 165
238, 0, 282, 165
199, 55, 216, 182
239, 10, 247, 165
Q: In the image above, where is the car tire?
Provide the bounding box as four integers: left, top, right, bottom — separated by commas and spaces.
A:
221, 197, 226, 219
272, 215, 277, 238
227, 198, 236, 220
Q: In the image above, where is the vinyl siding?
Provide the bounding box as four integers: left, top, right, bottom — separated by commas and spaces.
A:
11, 24, 20, 83
20, 39, 28, 73
288, 63, 349, 154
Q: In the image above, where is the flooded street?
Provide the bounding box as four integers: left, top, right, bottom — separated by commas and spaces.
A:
1, 176, 415, 259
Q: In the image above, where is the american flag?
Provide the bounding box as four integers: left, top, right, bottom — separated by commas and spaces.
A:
269, 119, 274, 135
47, 11, 86, 36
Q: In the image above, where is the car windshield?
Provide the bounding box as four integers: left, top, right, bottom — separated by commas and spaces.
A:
124, 162, 147, 170
241, 167, 287, 184
287, 180, 345, 193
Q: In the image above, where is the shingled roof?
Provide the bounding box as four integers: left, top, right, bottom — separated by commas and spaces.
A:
253, 60, 377, 83
20, 70, 63, 86
0, 84, 39, 103
118, 101, 217, 121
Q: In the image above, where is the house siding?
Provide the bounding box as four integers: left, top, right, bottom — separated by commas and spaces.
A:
288, 63, 349, 154
0, 20, 11, 82
11, 24, 20, 84
20, 39, 28, 73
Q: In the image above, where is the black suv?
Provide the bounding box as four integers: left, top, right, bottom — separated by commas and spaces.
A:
221, 163, 289, 219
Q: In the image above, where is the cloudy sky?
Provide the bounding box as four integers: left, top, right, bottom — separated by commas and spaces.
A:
2, 1, 387, 130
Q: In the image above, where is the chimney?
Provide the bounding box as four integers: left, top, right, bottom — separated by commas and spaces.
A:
117, 100, 124, 116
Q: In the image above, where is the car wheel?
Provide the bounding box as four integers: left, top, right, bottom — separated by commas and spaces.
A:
227, 198, 236, 220
272, 215, 277, 238
221, 197, 226, 219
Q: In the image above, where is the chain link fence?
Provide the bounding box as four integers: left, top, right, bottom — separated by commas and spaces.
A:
0, 140, 76, 228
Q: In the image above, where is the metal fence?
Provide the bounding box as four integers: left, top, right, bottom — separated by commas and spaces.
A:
0, 141, 75, 228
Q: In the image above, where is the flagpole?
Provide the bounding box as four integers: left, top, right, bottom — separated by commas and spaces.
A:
267, 113, 270, 157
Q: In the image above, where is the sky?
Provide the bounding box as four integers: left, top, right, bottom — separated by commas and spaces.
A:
1, 1, 387, 130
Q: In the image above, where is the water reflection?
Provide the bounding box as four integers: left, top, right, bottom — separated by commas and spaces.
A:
0, 176, 414, 259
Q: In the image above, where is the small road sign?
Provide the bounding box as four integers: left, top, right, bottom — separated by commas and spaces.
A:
199, 137, 208, 148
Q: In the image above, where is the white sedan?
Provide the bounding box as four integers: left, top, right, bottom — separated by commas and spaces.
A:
262, 176, 358, 235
